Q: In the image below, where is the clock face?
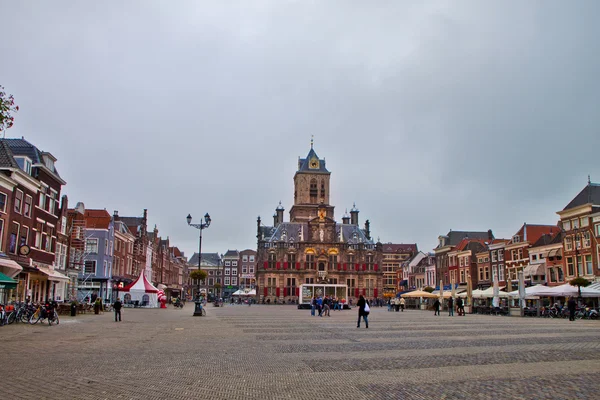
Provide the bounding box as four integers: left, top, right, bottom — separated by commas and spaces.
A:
19, 245, 31, 256
309, 158, 319, 169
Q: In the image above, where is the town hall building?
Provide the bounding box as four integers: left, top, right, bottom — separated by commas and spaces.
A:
256, 143, 383, 304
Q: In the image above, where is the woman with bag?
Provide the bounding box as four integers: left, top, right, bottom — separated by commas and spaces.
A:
357, 295, 369, 329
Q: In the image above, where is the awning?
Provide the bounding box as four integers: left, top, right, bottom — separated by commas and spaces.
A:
0, 254, 23, 278
547, 248, 562, 258
523, 264, 545, 277
0, 271, 18, 289
36, 266, 70, 282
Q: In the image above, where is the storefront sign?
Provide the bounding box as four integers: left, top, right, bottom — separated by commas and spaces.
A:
241, 274, 255, 279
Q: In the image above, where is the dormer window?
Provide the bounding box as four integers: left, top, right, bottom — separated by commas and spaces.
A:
14, 157, 32, 175
512, 235, 520, 243
44, 156, 55, 171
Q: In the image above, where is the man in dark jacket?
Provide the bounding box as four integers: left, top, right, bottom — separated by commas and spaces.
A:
433, 299, 441, 316
448, 297, 454, 316
357, 295, 369, 328
567, 297, 577, 321
113, 298, 123, 322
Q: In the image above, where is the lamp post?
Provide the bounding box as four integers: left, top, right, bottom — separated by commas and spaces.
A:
187, 213, 211, 316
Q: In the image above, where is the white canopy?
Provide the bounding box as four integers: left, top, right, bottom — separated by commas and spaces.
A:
0, 254, 22, 278
459, 287, 512, 298
120, 272, 159, 307
533, 283, 600, 298
232, 289, 256, 296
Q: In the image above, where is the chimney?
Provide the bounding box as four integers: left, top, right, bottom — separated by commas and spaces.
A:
342, 209, 350, 225
523, 223, 527, 242
364, 220, 371, 240
256, 216, 261, 240
350, 203, 359, 225
114, 210, 119, 219
488, 229, 493, 240
273, 213, 278, 227
276, 201, 284, 225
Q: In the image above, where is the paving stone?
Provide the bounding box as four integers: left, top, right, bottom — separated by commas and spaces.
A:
0, 305, 599, 399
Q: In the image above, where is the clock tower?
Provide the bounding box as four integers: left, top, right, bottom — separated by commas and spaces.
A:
289, 141, 334, 222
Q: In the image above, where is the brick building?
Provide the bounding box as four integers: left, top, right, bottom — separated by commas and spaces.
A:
434, 230, 494, 287
557, 180, 600, 282
239, 249, 257, 291
256, 144, 383, 304
380, 243, 417, 294
504, 223, 559, 285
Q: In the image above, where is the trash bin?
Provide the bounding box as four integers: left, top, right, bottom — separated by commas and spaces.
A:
70, 303, 77, 317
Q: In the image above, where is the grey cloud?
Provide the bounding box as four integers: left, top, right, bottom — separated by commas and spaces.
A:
1, 1, 598, 255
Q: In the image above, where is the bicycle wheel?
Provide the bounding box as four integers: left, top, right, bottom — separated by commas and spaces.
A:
29, 311, 41, 325
7, 311, 16, 324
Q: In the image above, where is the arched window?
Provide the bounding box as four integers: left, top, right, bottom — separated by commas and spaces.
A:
320, 180, 325, 199
309, 179, 318, 202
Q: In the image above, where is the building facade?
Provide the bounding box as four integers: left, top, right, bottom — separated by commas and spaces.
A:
222, 250, 239, 298
256, 144, 383, 304
79, 209, 114, 301
557, 180, 600, 282
239, 249, 257, 290
380, 243, 417, 294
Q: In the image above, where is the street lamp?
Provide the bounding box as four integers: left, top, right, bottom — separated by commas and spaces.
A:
187, 213, 211, 316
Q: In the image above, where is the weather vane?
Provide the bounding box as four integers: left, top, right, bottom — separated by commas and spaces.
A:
311, 135, 314, 149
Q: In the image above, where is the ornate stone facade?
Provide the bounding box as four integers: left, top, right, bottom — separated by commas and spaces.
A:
256, 144, 383, 304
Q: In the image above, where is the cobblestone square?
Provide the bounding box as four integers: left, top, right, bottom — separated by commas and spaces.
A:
1, 305, 599, 400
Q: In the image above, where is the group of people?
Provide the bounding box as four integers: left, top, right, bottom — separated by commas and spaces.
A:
388, 297, 406, 312
433, 297, 465, 316
310, 296, 347, 316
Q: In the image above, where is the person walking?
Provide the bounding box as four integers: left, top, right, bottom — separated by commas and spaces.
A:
113, 297, 122, 322
448, 297, 454, 316
433, 298, 441, 316
311, 297, 317, 316
400, 297, 405, 312
456, 297, 464, 316
568, 296, 577, 322
357, 295, 369, 328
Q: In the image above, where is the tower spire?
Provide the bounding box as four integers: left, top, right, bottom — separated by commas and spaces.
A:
311, 135, 314, 149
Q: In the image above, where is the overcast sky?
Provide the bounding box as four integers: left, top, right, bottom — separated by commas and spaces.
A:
2, 1, 599, 258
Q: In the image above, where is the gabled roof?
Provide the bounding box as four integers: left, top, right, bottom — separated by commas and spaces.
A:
382, 243, 418, 253
297, 147, 329, 173
510, 224, 559, 245
0, 140, 19, 169
4, 137, 63, 180
531, 232, 562, 248
563, 182, 600, 211
223, 250, 239, 258
437, 230, 493, 248
261, 221, 375, 245
84, 209, 112, 229
454, 239, 488, 253
189, 252, 221, 267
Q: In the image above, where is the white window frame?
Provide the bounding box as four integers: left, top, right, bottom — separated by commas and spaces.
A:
249, 266, 254, 273
224, 277, 230, 285
583, 232, 591, 248
225, 261, 231, 266
563, 220, 571, 230
84, 260, 96, 275
498, 264, 505, 281
498, 250, 504, 261
242, 265, 247, 273
103, 260, 108, 276
86, 238, 99, 254
14, 189, 23, 214
242, 255, 248, 262
572, 219, 579, 229
225, 268, 231, 276
232, 261, 238, 267
0, 192, 6, 213
585, 255, 593, 275
249, 255, 255, 262
232, 268, 237, 276
38, 183, 48, 208
231, 277, 237, 285
581, 217, 589, 227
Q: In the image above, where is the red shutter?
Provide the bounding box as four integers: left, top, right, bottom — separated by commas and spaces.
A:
276, 262, 281, 270
355, 263, 359, 271
343, 263, 347, 271
374, 288, 378, 298
263, 287, 268, 297
264, 261, 268, 269
296, 262, 300, 270
276, 287, 280, 297
337, 263, 341, 271
374, 264, 379, 272
354, 288, 359, 298
283, 262, 288, 270
362, 288, 366, 296
283, 287, 288, 297
362, 264, 367, 271
295, 287, 300, 297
